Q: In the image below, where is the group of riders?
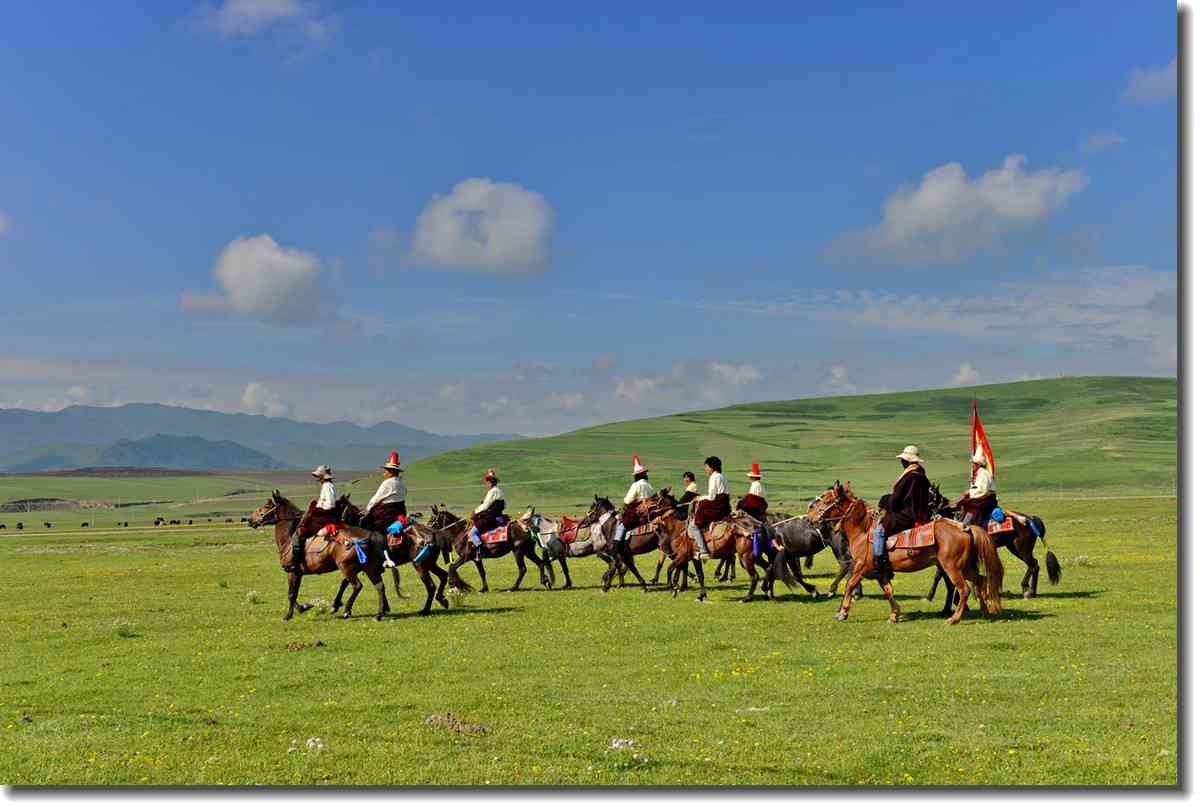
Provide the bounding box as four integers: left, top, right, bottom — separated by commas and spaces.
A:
286, 441, 999, 582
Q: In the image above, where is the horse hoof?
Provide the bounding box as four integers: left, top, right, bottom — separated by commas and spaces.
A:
297, 604, 313, 614
437, 597, 450, 609
282, 614, 293, 622
739, 597, 753, 603
419, 609, 432, 616
375, 614, 384, 621
338, 613, 350, 620
888, 614, 899, 624
835, 611, 847, 621
563, 583, 573, 590
1023, 590, 1034, 600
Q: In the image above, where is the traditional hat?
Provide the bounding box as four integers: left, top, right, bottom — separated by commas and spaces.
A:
483, 468, 498, 482
747, 462, 762, 479
971, 446, 986, 465
382, 451, 404, 473
311, 464, 334, 481
632, 454, 648, 476
895, 445, 923, 463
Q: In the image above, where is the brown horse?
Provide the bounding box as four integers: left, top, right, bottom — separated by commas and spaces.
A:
338, 503, 452, 615
807, 481, 1003, 624
248, 491, 389, 621
430, 505, 548, 592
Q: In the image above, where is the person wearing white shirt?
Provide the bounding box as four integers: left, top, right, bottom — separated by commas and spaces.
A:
291, 464, 338, 574
680, 471, 700, 504
738, 463, 772, 557
688, 456, 731, 560
469, 469, 507, 550
614, 454, 654, 545
957, 447, 998, 528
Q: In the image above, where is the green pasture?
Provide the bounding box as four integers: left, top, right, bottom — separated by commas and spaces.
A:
0, 376, 1177, 785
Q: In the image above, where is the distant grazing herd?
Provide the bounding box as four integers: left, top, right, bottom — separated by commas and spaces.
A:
0, 516, 247, 530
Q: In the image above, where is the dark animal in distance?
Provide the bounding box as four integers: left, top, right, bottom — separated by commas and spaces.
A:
80, 522, 89, 528
44, 522, 52, 528
16, 522, 24, 530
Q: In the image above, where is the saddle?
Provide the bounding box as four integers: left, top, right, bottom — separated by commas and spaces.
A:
480, 524, 510, 545
558, 515, 581, 543
987, 516, 1016, 536
885, 521, 936, 551
701, 519, 735, 544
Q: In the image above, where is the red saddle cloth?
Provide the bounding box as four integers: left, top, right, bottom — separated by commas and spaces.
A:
481, 524, 510, 545
987, 516, 1016, 535
558, 516, 581, 543
628, 522, 655, 538
886, 522, 936, 551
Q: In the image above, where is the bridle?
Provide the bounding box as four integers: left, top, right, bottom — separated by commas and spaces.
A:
809, 491, 865, 536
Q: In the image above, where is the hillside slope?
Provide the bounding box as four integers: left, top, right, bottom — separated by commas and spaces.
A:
401, 376, 1176, 514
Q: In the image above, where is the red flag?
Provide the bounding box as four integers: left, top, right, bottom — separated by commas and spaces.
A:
970, 400, 996, 480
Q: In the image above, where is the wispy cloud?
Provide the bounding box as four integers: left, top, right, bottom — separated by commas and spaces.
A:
826, 154, 1087, 265
1080, 130, 1126, 156
1122, 57, 1177, 105
198, 0, 338, 46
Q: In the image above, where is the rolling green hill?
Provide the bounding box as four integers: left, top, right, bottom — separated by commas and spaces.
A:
400, 376, 1176, 515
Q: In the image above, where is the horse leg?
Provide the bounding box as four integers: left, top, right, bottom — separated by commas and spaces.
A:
558, 557, 573, 589
837, 563, 869, 621
417, 566, 436, 615
284, 571, 302, 621
619, 542, 648, 591
331, 578, 349, 614
925, 565, 944, 602
341, 572, 363, 619
879, 578, 901, 624
739, 552, 758, 603
791, 555, 818, 597
367, 569, 387, 620
1015, 537, 1039, 598
530, 544, 551, 590
694, 558, 707, 602
650, 550, 666, 585
391, 566, 406, 599
474, 557, 490, 592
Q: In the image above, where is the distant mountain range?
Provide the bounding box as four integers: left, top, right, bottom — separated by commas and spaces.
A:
0, 404, 516, 472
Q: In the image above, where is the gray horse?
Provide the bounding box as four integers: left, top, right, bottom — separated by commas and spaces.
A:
768, 514, 863, 600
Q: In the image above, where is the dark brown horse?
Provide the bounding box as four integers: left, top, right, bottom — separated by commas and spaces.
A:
248, 491, 389, 621
807, 481, 1003, 624
925, 485, 1059, 610
339, 503, 452, 615
430, 505, 548, 592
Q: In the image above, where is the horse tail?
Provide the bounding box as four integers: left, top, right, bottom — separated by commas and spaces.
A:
772, 551, 797, 590
1024, 515, 1060, 584
971, 525, 1004, 616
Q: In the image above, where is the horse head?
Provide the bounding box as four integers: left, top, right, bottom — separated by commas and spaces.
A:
248, 489, 298, 528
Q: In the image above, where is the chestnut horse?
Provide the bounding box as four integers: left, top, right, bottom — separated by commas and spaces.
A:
430, 505, 548, 593
648, 493, 767, 602
807, 481, 1003, 624
248, 491, 389, 621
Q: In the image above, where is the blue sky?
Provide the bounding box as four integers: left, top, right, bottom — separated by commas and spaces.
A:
0, 2, 1177, 435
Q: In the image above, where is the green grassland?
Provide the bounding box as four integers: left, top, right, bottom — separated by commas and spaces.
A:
0, 376, 1178, 785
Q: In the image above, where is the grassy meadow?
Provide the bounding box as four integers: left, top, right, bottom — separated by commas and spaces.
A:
0, 376, 1178, 785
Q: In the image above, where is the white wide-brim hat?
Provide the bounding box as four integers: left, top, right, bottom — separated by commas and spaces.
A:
896, 445, 923, 463
311, 464, 334, 480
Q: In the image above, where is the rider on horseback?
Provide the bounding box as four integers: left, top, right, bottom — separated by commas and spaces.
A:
358, 452, 409, 567
291, 464, 338, 574
957, 446, 997, 529
871, 445, 932, 582
737, 462, 771, 558
680, 471, 700, 504
614, 454, 654, 545
688, 456, 730, 561
468, 469, 506, 551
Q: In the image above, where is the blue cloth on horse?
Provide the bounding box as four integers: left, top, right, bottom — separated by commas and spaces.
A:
352, 538, 369, 564
414, 542, 436, 566
991, 507, 1006, 523
387, 519, 407, 535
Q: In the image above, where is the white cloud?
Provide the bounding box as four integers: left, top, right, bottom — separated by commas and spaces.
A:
0, 213, 9, 238
615, 362, 761, 409
1081, 131, 1126, 156
948, 363, 980, 387
1123, 57, 1177, 105
182, 234, 323, 324
201, 0, 337, 44
410, 178, 552, 273
240, 381, 292, 418
822, 366, 857, 396
830, 154, 1087, 265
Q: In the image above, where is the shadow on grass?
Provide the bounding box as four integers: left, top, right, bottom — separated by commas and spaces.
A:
381, 606, 519, 621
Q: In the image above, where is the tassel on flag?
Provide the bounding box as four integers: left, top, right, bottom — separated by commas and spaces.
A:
970, 399, 996, 479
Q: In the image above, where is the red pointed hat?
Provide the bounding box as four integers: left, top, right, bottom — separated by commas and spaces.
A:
381, 451, 403, 472
632, 454, 648, 475
747, 462, 762, 478
483, 468, 498, 482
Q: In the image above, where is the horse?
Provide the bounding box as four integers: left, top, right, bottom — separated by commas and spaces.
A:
530, 496, 625, 590
594, 493, 668, 593
925, 484, 1059, 609
807, 480, 1003, 624
430, 504, 548, 593
339, 503, 451, 615
765, 513, 836, 599
248, 490, 390, 621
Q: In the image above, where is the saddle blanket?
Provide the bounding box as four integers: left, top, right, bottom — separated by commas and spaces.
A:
886, 522, 936, 551
558, 515, 581, 543
987, 517, 1016, 535
700, 520, 733, 544
480, 524, 510, 545
629, 522, 655, 538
